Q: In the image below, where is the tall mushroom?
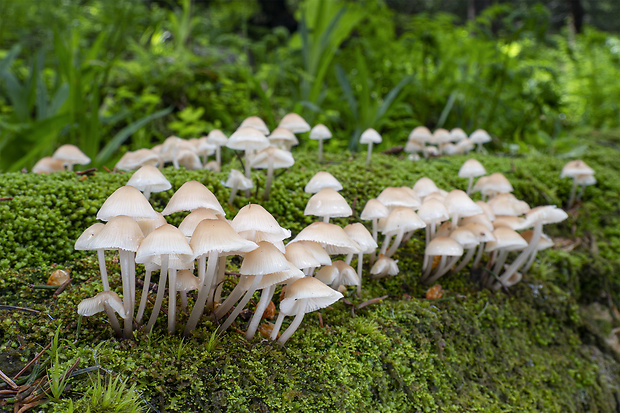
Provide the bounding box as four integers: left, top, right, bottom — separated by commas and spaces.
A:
309, 124, 332, 162
360, 128, 382, 166
251, 146, 295, 200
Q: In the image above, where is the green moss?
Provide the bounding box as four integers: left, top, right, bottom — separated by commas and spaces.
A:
1, 143, 620, 411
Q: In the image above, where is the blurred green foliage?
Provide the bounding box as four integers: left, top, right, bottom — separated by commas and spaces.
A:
1, 0, 619, 170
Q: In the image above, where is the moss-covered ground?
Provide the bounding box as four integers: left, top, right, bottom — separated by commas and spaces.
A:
1, 136, 620, 412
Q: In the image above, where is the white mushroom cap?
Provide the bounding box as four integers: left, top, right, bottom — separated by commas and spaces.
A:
574, 174, 596, 186
370, 255, 399, 278
449, 227, 479, 249
359, 128, 382, 144
285, 240, 331, 267
240, 116, 270, 135
461, 223, 495, 243
476, 201, 496, 221
78, 291, 127, 318
206, 129, 229, 146
75, 223, 105, 250
316, 260, 359, 287
493, 216, 529, 231
223, 169, 253, 191
377, 187, 421, 210
90, 215, 144, 252
417, 199, 449, 224
176, 149, 203, 170
450, 128, 468, 142
162, 180, 225, 216
285, 242, 325, 270
444, 190, 483, 219
32, 157, 65, 174
412, 177, 440, 199
432, 128, 452, 145
560, 160, 594, 178
523, 205, 568, 226
136, 212, 167, 237
239, 260, 305, 290
488, 193, 530, 217
191, 218, 258, 258
344, 223, 378, 253
251, 146, 295, 169
458, 159, 486, 179
231, 204, 290, 239
178, 208, 219, 239
97, 186, 159, 221
289, 222, 360, 254
278, 113, 311, 134
226, 127, 270, 151
360, 199, 389, 221
52, 144, 91, 168
268, 127, 299, 148
135, 224, 193, 263
304, 171, 343, 193
176, 269, 200, 292
309, 124, 332, 141
115, 149, 160, 171
408, 126, 432, 144
460, 214, 494, 232
469, 129, 492, 144
425, 236, 464, 256
381, 207, 426, 236
126, 165, 172, 194
485, 227, 527, 252
304, 188, 352, 219
279, 277, 343, 315
240, 241, 290, 276
521, 231, 554, 251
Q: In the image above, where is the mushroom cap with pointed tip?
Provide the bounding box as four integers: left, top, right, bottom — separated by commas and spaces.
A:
285, 241, 331, 267
381, 207, 426, 236
126, 165, 172, 194
136, 212, 167, 237
370, 255, 399, 277
207, 129, 229, 146
240, 116, 269, 135
162, 180, 225, 216
450, 128, 468, 142
412, 177, 440, 199
304, 171, 343, 193
52, 144, 91, 167
268, 127, 299, 147
279, 276, 343, 315
223, 169, 253, 191
278, 113, 311, 133
360, 128, 382, 144
227, 127, 270, 151
115, 149, 160, 171
426, 236, 464, 256
458, 159, 486, 179
289, 222, 360, 254
344, 223, 377, 253
444, 190, 483, 218
488, 193, 530, 217
32, 157, 65, 174
240, 241, 290, 276
408, 126, 432, 144
469, 129, 492, 144
485, 227, 528, 252
178, 208, 219, 239
417, 199, 449, 224
97, 186, 159, 221
90, 215, 144, 252
560, 160, 594, 178
449, 227, 479, 249
360, 198, 389, 221
231, 204, 290, 239
251, 146, 295, 169
377, 187, 420, 210
191, 219, 258, 258
304, 188, 352, 219
309, 124, 332, 140
135, 224, 193, 264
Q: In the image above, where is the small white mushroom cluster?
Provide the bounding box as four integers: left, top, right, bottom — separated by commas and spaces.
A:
560, 159, 596, 208
32, 144, 91, 173
404, 126, 491, 160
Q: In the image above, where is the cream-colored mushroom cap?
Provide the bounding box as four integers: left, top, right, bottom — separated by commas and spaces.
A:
136, 212, 167, 237
268, 127, 299, 148
370, 255, 399, 278
360, 199, 389, 221
377, 187, 421, 210
474, 173, 513, 197
304, 171, 343, 193
316, 261, 359, 287
461, 223, 495, 243
469, 129, 492, 144
279, 276, 343, 315
560, 160, 594, 178
223, 169, 253, 191
475, 201, 496, 221
444, 190, 483, 219
127, 165, 172, 194
412, 177, 440, 199
381, 207, 426, 236
251, 146, 295, 169
97, 186, 159, 221
162, 180, 225, 216
460, 214, 494, 232
135, 224, 193, 263
575, 174, 596, 186
408, 126, 432, 144
32, 157, 65, 174
488, 193, 530, 217
278, 113, 311, 133
231, 204, 290, 239
204, 130, 227, 147
90, 216, 144, 252
449, 227, 479, 249
176, 270, 200, 292
425, 236, 464, 256
309, 124, 332, 140
417, 199, 449, 224
115, 149, 160, 171
285, 241, 331, 267
178, 208, 219, 239
78, 291, 127, 318
239, 241, 290, 276
52, 144, 90, 167
450, 128, 468, 142
521, 231, 554, 250
239, 260, 305, 290
289, 222, 360, 254
344, 223, 377, 253
485, 227, 527, 252
523, 205, 568, 227
227, 127, 270, 151
458, 159, 486, 178
360, 128, 382, 144
240, 116, 269, 135
304, 188, 352, 219
75, 223, 105, 250
191, 218, 258, 258
432, 128, 452, 145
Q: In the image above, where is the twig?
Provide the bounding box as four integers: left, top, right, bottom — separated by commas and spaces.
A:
53, 278, 72, 298
0, 305, 42, 315
75, 168, 97, 175
317, 312, 323, 328
0, 369, 17, 390
13, 343, 51, 381
0, 197, 13, 202
102, 166, 112, 173
356, 295, 389, 310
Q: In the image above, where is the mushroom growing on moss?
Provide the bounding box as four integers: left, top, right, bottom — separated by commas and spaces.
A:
309, 124, 332, 162
360, 128, 382, 166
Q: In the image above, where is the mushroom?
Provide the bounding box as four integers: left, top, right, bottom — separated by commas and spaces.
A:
114, 149, 160, 171
75, 223, 108, 290
469, 129, 492, 152
344, 223, 378, 295
458, 159, 486, 195
359, 128, 382, 166
161, 180, 226, 217
309, 124, 332, 162
78, 291, 127, 337
268, 127, 299, 151
240, 116, 270, 135
380, 207, 426, 258
226, 127, 270, 197
32, 157, 65, 174
176, 269, 200, 311
206, 129, 228, 172
271, 276, 343, 345
251, 146, 295, 200
126, 165, 172, 200
223, 169, 253, 205
278, 113, 311, 134
304, 188, 352, 223
421, 236, 463, 285
304, 171, 343, 193
370, 254, 399, 278
52, 144, 90, 171
560, 160, 595, 208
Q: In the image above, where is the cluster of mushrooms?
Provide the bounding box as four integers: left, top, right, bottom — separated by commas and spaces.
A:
30, 113, 593, 345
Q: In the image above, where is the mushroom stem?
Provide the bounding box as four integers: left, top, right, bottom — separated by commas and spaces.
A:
380, 234, 392, 255
218, 275, 263, 333
228, 182, 239, 205
492, 249, 509, 276
466, 176, 474, 195
168, 268, 177, 334
425, 255, 460, 285
212, 256, 227, 306
521, 249, 538, 274
356, 253, 363, 296
386, 230, 404, 258
136, 266, 154, 323
497, 222, 543, 288
146, 255, 169, 334
143, 188, 152, 201
216, 146, 222, 171
370, 218, 379, 264
263, 161, 274, 201
214, 277, 246, 320
98, 249, 110, 291
270, 311, 286, 341
278, 299, 307, 345
244, 151, 252, 198
246, 284, 276, 340
180, 291, 188, 311
119, 249, 134, 339
567, 178, 578, 208
451, 248, 476, 275
185, 251, 219, 334
365, 142, 373, 166
451, 213, 460, 231
422, 254, 434, 280
322, 215, 330, 223
318, 139, 324, 162
103, 302, 122, 337
472, 242, 486, 268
